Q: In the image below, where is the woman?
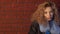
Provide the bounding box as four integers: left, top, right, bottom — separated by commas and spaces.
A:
28, 1, 60, 34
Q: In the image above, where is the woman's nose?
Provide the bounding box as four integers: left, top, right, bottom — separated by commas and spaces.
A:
47, 13, 51, 17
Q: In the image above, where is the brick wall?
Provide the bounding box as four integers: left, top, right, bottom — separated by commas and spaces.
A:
0, 0, 60, 34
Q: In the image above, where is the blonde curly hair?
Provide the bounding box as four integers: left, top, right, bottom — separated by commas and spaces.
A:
31, 1, 60, 27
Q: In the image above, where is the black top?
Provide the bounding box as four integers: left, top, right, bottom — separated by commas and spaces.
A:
28, 21, 46, 34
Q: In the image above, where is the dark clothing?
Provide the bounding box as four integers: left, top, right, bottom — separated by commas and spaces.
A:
28, 21, 46, 34
28, 20, 60, 34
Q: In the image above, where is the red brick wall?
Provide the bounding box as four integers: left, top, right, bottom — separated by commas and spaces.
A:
0, 0, 60, 34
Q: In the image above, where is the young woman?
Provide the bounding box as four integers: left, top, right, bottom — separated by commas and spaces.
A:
28, 1, 60, 34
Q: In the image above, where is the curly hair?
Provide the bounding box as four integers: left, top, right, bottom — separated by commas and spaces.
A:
31, 1, 60, 27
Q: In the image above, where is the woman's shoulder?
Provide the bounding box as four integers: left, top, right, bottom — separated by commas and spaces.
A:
31, 20, 39, 28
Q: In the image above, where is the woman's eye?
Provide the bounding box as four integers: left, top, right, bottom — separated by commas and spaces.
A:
44, 12, 47, 14
50, 11, 53, 12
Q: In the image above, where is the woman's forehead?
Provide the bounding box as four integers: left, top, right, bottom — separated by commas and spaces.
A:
44, 7, 53, 12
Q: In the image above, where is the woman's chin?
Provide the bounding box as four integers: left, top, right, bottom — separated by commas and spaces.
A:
47, 19, 52, 21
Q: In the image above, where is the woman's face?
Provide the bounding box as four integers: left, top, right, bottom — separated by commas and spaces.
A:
44, 7, 54, 21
